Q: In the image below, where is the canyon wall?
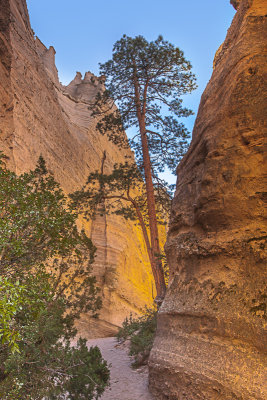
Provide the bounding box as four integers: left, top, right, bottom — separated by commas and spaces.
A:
149, 0, 267, 399
0, 0, 155, 336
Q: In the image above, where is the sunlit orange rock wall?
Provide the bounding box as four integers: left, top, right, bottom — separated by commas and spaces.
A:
149, 0, 267, 399
0, 0, 155, 336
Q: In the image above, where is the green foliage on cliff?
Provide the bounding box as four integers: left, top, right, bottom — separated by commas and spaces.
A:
0, 154, 110, 399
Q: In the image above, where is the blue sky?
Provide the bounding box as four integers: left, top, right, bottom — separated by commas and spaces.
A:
27, 0, 235, 182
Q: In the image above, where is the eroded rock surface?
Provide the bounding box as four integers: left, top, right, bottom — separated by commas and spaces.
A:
0, 0, 155, 336
149, 0, 267, 399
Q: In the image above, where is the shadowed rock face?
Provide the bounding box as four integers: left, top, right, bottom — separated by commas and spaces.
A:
149, 0, 267, 399
0, 0, 155, 336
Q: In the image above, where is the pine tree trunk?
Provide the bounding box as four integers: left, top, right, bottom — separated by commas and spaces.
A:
139, 119, 166, 300
132, 65, 166, 300
129, 196, 154, 269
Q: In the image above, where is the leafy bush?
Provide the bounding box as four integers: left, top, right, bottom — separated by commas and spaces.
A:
0, 154, 110, 399
117, 308, 157, 367
0, 277, 26, 353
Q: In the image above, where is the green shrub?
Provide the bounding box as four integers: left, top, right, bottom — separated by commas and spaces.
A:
0, 154, 110, 399
117, 308, 157, 367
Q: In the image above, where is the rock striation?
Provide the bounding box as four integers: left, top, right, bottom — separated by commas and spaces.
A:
149, 0, 267, 399
0, 0, 155, 336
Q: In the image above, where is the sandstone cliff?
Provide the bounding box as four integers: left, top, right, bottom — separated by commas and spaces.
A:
0, 0, 155, 336
149, 0, 267, 399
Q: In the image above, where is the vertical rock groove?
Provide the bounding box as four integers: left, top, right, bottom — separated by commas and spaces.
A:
149, 0, 267, 399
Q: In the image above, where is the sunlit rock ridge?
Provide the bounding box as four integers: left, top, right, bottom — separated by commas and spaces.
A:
149, 0, 267, 399
0, 0, 155, 336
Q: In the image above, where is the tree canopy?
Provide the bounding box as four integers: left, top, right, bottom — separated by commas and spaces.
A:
93, 34, 196, 174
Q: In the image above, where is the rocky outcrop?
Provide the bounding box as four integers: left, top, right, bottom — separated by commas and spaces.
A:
0, 0, 155, 336
149, 0, 267, 399
230, 0, 241, 10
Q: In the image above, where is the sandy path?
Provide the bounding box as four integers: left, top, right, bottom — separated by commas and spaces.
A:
87, 337, 154, 400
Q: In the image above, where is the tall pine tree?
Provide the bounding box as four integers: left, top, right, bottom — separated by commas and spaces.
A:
89, 35, 196, 301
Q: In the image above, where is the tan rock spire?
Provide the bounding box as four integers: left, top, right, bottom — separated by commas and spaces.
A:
149, 0, 267, 398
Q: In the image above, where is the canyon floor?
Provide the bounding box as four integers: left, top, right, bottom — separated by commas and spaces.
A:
86, 337, 153, 400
